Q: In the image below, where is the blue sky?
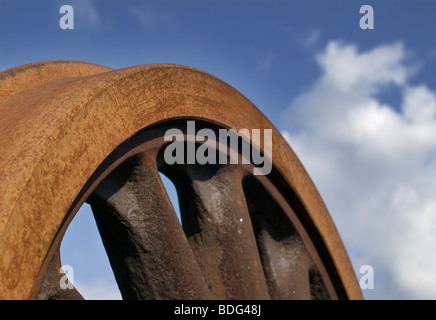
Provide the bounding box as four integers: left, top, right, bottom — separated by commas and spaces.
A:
2, 0, 436, 300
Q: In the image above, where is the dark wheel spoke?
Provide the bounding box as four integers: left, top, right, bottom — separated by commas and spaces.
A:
243, 174, 331, 300
254, 231, 313, 299
87, 153, 211, 300
164, 164, 270, 299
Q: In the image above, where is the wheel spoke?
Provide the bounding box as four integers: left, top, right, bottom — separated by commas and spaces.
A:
242, 175, 322, 300
87, 153, 211, 300
255, 232, 313, 299
163, 164, 270, 299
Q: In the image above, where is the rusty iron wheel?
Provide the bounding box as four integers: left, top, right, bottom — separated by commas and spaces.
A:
0, 61, 363, 300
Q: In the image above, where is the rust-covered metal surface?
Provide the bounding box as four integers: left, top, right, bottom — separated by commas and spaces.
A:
0, 61, 363, 300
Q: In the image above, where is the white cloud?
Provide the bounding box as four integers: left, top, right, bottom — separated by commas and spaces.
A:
317, 41, 409, 94
282, 40, 436, 299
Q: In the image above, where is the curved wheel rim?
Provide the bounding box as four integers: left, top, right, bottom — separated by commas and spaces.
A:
38, 120, 342, 300
0, 61, 362, 300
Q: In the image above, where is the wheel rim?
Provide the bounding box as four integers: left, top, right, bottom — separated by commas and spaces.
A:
0, 61, 362, 300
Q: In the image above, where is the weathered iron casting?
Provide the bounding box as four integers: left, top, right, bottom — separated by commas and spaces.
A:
0, 61, 363, 300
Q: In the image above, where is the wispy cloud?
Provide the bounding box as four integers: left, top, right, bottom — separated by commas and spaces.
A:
428, 47, 436, 60
256, 53, 275, 72
128, 4, 176, 33
282, 40, 436, 299
75, 277, 122, 300
300, 28, 321, 48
